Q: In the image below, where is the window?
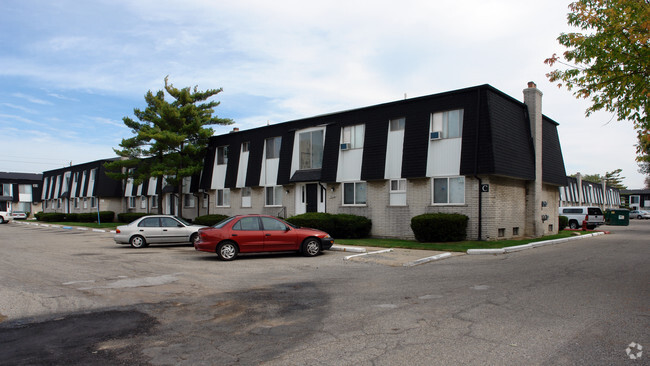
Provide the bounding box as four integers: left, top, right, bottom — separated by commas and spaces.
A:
431, 109, 464, 139
498, 228, 505, 237
44, 200, 48, 209
233, 216, 261, 231
261, 216, 287, 231
202, 194, 209, 208
216, 189, 230, 207
151, 195, 158, 208
161, 217, 181, 227
342, 124, 364, 149
242, 141, 250, 152
390, 118, 405, 131
265, 186, 283, 206
74, 198, 79, 209
432, 177, 465, 204
138, 217, 160, 227
184, 194, 195, 208
266, 137, 281, 159
141, 196, 147, 209
91, 197, 97, 208
128, 196, 136, 208
343, 182, 367, 205
241, 187, 252, 208
83, 198, 88, 209
389, 179, 407, 206
217, 146, 228, 165
299, 130, 324, 169
513, 227, 519, 236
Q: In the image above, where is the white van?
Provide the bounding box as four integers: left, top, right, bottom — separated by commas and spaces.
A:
559, 206, 605, 229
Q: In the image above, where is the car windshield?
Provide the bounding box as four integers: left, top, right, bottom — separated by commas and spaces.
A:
212, 216, 237, 228
174, 216, 191, 226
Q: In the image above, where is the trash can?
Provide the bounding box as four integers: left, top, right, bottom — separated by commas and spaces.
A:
605, 209, 629, 226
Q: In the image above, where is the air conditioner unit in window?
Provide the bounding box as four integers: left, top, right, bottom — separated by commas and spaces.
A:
430, 131, 442, 140
340, 143, 350, 150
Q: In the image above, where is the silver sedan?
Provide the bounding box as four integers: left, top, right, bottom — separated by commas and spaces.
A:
114, 215, 206, 248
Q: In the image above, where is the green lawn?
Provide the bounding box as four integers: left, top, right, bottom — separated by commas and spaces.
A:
335, 230, 587, 252
32, 221, 121, 229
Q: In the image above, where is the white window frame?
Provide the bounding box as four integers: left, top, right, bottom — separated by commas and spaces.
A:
430, 109, 464, 139
342, 181, 367, 206
265, 186, 283, 207
242, 141, 250, 152
216, 188, 231, 207
217, 146, 229, 165
432, 176, 465, 205
265, 137, 282, 159
241, 187, 252, 208
83, 198, 88, 209
128, 196, 136, 209
74, 197, 79, 209
151, 195, 158, 208
341, 124, 365, 149
389, 117, 405, 131
184, 193, 195, 208
299, 129, 324, 169
140, 196, 147, 209
389, 179, 407, 206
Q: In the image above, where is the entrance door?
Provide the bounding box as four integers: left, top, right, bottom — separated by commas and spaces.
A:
306, 184, 318, 213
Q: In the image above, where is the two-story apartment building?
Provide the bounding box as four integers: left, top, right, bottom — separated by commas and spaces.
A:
195, 83, 567, 240
0, 172, 42, 217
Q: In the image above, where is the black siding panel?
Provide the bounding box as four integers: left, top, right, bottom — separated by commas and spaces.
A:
225, 141, 241, 189
360, 109, 388, 181
200, 145, 216, 190
542, 117, 568, 186
277, 130, 296, 185
321, 125, 341, 182
12, 184, 19, 202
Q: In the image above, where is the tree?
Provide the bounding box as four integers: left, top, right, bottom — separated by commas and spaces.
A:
571, 169, 628, 189
545, 0, 649, 129
106, 77, 233, 215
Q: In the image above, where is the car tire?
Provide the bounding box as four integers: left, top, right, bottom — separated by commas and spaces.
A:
217, 241, 238, 261
638, 215, 642, 219
0, 217, 4, 224
190, 233, 199, 245
130, 235, 147, 248
301, 238, 321, 257
569, 220, 579, 230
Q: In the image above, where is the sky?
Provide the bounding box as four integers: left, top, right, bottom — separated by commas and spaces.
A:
0, 0, 645, 188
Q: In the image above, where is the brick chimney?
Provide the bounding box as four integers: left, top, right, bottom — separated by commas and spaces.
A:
523, 82, 544, 237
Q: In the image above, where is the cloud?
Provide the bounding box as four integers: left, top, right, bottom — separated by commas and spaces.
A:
11, 92, 53, 105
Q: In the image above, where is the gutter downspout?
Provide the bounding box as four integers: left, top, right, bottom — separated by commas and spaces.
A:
473, 88, 483, 241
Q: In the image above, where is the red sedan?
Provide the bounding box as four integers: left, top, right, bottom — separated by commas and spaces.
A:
194, 214, 335, 261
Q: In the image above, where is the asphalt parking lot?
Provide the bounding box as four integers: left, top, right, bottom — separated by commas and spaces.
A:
1, 221, 648, 365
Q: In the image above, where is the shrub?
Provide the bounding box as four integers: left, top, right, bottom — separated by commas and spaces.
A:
286, 213, 372, 239
38, 212, 66, 222
118, 212, 150, 223
410, 213, 469, 242
34, 211, 44, 220
559, 215, 568, 231
65, 213, 79, 222
193, 214, 230, 226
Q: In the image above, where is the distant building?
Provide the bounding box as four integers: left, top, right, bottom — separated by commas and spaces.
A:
620, 189, 650, 210
40, 159, 122, 214
559, 174, 621, 209
0, 172, 42, 217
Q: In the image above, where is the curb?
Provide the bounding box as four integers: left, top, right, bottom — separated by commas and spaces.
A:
344, 249, 393, 261
14, 220, 113, 234
467, 231, 606, 255
403, 252, 452, 267
330, 245, 367, 253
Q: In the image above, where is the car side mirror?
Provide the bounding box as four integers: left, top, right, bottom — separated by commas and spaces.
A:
178, 224, 183, 228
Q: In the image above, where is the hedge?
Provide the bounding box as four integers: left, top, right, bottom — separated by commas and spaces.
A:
410, 213, 469, 242
118, 212, 151, 223
286, 213, 372, 239
35, 211, 115, 223
559, 215, 568, 231
193, 214, 230, 226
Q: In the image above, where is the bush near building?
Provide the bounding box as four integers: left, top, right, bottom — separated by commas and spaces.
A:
117, 212, 150, 223
411, 213, 469, 242
286, 213, 372, 239
34, 211, 115, 223
193, 214, 230, 226
559, 215, 568, 231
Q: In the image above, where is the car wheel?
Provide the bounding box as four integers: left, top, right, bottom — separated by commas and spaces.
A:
217, 241, 238, 261
638, 215, 642, 219
569, 220, 579, 230
0, 217, 4, 224
301, 238, 321, 257
130, 235, 147, 248
190, 233, 199, 245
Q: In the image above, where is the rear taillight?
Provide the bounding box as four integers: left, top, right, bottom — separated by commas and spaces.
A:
116, 229, 121, 233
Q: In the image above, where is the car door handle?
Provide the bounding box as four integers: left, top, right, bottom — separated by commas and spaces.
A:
266, 233, 271, 236
232, 234, 237, 237
139, 229, 144, 232
162, 229, 168, 231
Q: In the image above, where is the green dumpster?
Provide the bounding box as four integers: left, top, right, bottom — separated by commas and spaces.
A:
605, 209, 629, 226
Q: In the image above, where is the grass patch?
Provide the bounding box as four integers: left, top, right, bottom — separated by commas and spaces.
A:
35, 221, 121, 229
335, 230, 589, 252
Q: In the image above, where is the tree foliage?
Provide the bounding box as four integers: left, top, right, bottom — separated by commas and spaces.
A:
545, 0, 649, 130
106, 77, 233, 213
571, 168, 628, 189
